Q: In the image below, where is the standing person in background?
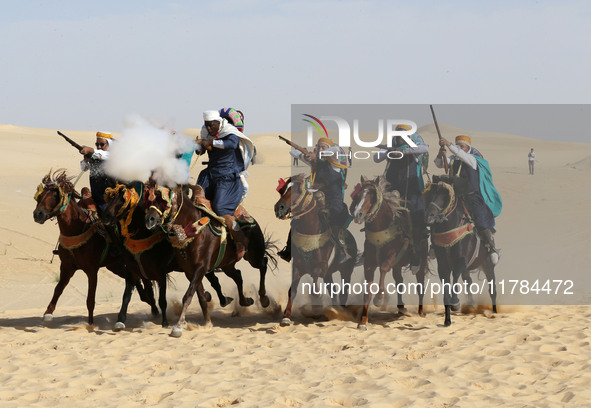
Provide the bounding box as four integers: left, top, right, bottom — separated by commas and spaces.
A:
528, 148, 536, 175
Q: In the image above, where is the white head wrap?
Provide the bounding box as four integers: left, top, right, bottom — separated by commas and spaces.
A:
203, 110, 222, 122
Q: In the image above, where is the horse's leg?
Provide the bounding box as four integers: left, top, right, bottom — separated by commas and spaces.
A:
336, 260, 354, 307
373, 267, 387, 306
392, 266, 406, 314
85, 269, 98, 326
450, 257, 465, 312
134, 278, 159, 316
416, 261, 427, 317
158, 275, 169, 328
245, 230, 270, 308
358, 266, 376, 330
43, 262, 75, 322
484, 260, 498, 313
281, 269, 302, 326
196, 281, 211, 326
205, 271, 233, 307
222, 266, 254, 307
437, 259, 452, 327
114, 277, 135, 330
258, 256, 270, 308
171, 267, 206, 338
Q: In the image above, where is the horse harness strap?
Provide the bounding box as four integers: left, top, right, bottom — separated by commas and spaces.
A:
292, 229, 332, 253
59, 224, 110, 265
432, 222, 474, 248
59, 225, 98, 250
124, 231, 166, 255
365, 223, 403, 249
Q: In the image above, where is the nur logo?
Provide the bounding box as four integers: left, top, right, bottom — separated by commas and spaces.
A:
303, 114, 418, 148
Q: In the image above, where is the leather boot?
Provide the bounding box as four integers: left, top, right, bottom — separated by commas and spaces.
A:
222, 215, 247, 260
277, 230, 292, 262
480, 228, 499, 265
332, 228, 351, 264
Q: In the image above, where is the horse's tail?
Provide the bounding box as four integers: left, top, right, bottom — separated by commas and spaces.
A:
262, 230, 279, 272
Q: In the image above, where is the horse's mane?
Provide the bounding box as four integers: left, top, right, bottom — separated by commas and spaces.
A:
377, 177, 404, 215
42, 169, 81, 199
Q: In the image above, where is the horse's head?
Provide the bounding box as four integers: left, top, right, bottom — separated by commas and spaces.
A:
143, 183, 174, 230
349, 175, 381, 224
33, 170, 79, 224
274, 176, 292, 220
103, 183, 140, 226
423, 177, 456, 225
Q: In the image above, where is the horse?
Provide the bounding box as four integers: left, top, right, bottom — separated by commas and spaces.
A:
143, 182, 275, 337
423, 175, 497, 326
102, 182, 250, 329
349, 175, 429, 330
32, 169, 158, 326
274, 174, 357, 326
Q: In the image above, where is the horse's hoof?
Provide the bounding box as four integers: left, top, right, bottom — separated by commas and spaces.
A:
151, 308, 160, 317
240, 297, 254, 307
260, 295, 270, 308
444, 320, 452, 327
113, 322, 125, 331
357, 324, 368, 331
220, 296, 234, 307
204, 291, 212, 302
42, 314, 53, 322
280, 318, 292, 327
204, 320, 213, 328
398, 307, 408, 314
451, 302, 461, 312
373, 296, 385, 306
170, 326, 183, 338
490, 252, 499, 265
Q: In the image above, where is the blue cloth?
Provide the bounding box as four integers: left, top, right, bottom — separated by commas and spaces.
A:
475, 156, 502, 218
180, 150, 193, 167
196, 133, 244, 216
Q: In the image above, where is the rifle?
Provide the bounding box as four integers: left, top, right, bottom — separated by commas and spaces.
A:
278, 135, 310, 156
429, 105, 449, 174
57, 131, 92, 158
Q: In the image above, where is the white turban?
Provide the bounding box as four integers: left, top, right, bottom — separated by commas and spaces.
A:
203, 110, 222, 122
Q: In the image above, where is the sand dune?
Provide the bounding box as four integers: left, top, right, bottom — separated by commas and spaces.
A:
1, 123, 590, 407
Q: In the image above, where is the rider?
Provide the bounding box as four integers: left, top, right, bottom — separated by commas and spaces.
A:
435, 135, 502, 264
278, 137, 352, 263
373, 124, 429, 270
79, 131, 123, 253
195, 110, 254, 259
79, 131, 117, 215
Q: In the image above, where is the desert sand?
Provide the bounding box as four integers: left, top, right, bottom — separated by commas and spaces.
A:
1, 123, 590, 407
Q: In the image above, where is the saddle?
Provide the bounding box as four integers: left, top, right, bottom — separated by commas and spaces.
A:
185, 184, 255, 226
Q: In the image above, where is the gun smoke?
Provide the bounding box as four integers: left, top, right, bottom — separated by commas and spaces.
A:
104, 114, 195, 187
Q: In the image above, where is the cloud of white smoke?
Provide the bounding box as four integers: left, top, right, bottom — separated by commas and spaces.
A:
104, 114, 195, 187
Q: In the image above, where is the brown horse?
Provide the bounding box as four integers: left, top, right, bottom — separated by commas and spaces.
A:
349, 176, 429, 330
423, 175, 497, 326
102, 183, 250, 329
32, 170, 158, 325
143, 183, 275, 337
274, 174, 357, 326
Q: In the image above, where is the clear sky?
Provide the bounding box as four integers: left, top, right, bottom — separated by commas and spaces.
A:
1, 0, 591, 142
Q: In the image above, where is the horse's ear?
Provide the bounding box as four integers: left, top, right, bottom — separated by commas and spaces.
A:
361, 175, 367, 183
375, 176, 380, 185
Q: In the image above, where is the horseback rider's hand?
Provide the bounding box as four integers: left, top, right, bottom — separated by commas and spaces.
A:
304, 151, 316, 163
439, 137, 451, 148
199, 138, 213, 150
79, 146, 94, 160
